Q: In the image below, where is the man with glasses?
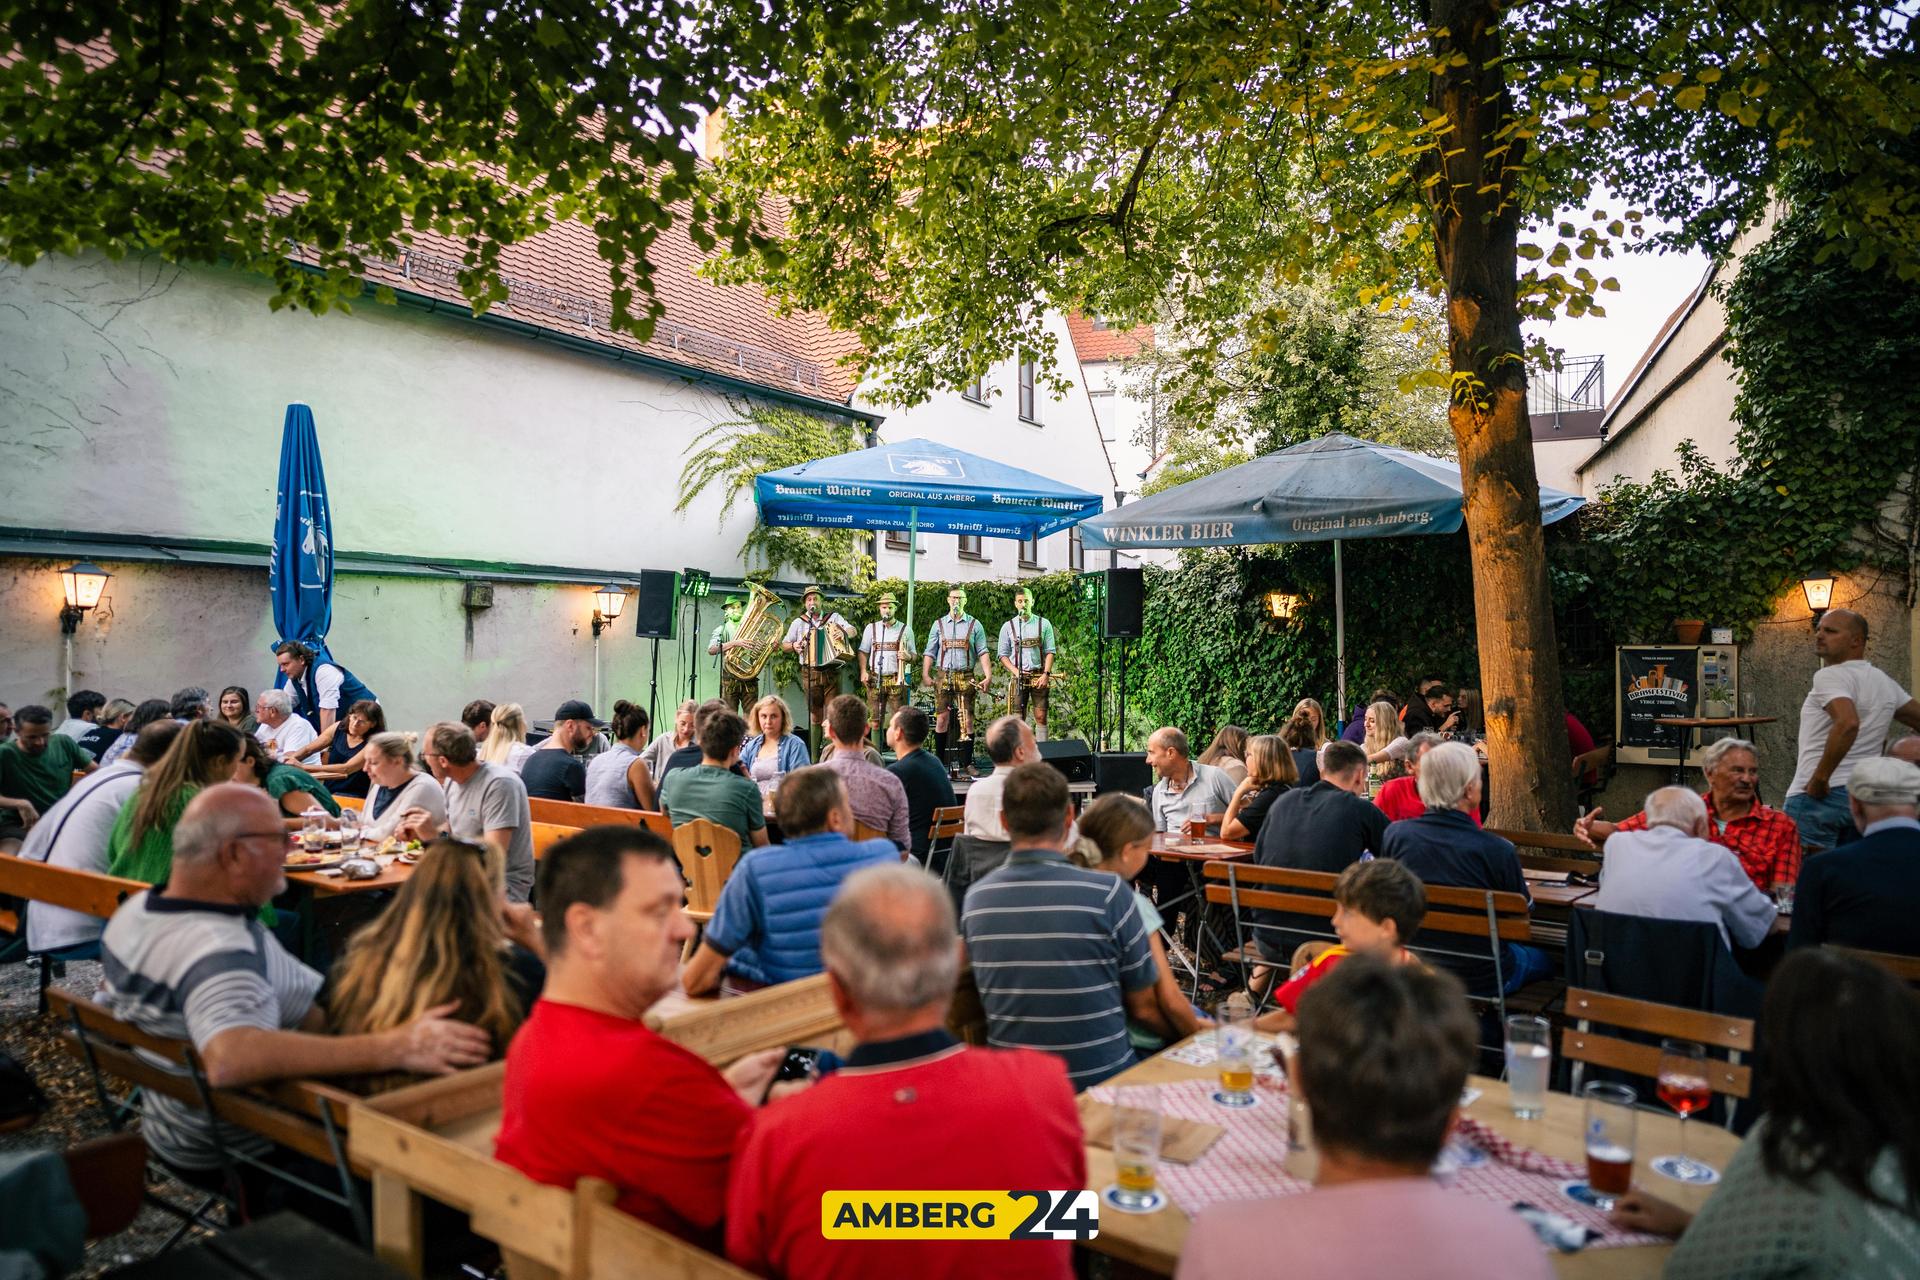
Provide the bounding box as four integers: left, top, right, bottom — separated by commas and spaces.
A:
98, 783, 489, 1196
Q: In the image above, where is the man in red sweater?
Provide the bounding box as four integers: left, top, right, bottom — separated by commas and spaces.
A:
1373, 731, 1454, 823
727, 863, 1084, 1280
495, 826, 789, 1246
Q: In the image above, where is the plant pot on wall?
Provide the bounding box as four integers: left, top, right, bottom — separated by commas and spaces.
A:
1672, 619, 1706, 644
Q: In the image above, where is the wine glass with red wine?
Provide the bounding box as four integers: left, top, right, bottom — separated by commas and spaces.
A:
1650, 1039, 1719, 1184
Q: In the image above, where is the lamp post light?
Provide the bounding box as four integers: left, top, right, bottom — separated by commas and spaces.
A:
57, 561, 112, 703
1263, 590, 1303, 622
590, 584, 627, 713
1799, 572, 1835, 625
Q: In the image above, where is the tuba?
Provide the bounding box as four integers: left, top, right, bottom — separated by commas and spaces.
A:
724, 582, 785, 680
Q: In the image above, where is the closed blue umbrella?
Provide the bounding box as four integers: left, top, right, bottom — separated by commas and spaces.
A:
1079, 432, 1585, 723
755, 436, 1104, 642
269, 403, 335, 662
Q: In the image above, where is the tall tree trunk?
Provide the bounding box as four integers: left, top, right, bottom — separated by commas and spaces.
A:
1427, 0, 1575, 830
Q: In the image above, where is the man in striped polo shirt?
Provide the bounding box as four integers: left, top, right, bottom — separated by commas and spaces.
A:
961, 762, 1158, 1089
97, 783, 490, 1193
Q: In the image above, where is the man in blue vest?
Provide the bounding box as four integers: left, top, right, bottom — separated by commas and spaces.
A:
680, 765, 897, 995
273, 640, 377, 734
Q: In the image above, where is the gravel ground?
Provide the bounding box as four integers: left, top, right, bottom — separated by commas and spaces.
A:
0, 955, 217, 1275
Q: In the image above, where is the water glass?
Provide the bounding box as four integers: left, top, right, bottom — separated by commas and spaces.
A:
1582, 1081, 1638, 1211
1111, 1086, 1162, 1210
337, 809, 361, 856
1770, 880, 1795, 913
299, 809, 328, 853
1504, 1015, 1552, 1119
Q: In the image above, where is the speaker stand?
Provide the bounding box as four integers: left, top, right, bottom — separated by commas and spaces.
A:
647, 637, 662, 733
1116, 638, 1128, 752
686, 597, 702, 702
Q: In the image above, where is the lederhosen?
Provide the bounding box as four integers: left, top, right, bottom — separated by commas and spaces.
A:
1005, 617, 1051, 727
932, 616, 980, 741
861, 621, 910, 743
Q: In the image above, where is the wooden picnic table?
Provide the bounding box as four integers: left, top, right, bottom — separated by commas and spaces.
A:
285, 856, 415, 896
1083, 1034, 1742, 1278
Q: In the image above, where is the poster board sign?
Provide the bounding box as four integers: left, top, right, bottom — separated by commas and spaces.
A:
1616, 646, 1699, 763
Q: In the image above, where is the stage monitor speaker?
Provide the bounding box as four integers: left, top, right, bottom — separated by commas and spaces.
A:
633, 570, 679, 639
1103, 567, 1144, 638
1036, 738, 1094, 784
1095, 751, 1153, 797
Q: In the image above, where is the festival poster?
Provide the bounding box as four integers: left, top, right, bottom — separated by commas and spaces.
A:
1617, 647, 1700, 753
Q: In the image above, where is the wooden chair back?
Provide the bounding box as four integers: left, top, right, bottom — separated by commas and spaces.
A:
528, 797, 672, 837
0, 857, 147, 936
644, 972, 843, 1066
851, 820, 887, 844
531, 822, 582, 861
1289, 939, 1336, 977
1830, 944, 1920, 985
583, 1193, 756, 1279
1203, 861, 1339, 917
336, 795, 365, 811
1562, 987, 1755, 1101
1489, 827, 1599, 857
1417, 883, 1534, 944
671, 819, 744, 922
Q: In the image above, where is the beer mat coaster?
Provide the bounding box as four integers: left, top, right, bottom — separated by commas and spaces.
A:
1161, 1035, 1285, 1078
1084, 1078, 1664, 1249
1080, 1103, 1225, 1164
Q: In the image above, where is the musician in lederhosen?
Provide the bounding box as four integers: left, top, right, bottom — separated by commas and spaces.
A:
707, 596, 760, 712
858, 592, 916, 748
782, 585, 853, 757
921, 586, 990, 755
997, 587, 1058, 741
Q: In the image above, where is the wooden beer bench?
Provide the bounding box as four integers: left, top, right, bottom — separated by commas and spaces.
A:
528, 798, 672, 837
0, 857, 149, 1012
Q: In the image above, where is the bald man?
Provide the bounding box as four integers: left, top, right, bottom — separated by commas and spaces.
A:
98, 783, 488, 1185
1890, 737, 1920, 768
1784, 609, 1920, 852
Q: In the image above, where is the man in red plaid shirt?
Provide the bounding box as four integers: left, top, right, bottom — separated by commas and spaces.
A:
1576, 737, 1800, 890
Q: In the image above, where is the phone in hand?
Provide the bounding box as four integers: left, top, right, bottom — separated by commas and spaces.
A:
761, 1046, 824, 1103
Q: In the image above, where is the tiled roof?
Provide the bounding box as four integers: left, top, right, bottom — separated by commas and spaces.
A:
1066, 311, 1155, 363
351, 206, 867, 403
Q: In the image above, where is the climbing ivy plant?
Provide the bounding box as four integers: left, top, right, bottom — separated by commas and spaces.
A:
675, 399, 876, 588
1579, 164, 1920, 641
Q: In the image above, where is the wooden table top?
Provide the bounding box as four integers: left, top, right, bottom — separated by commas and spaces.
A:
1652, 716, 1777, 728
1084, 1036, 1741, 1278
285, 855, 415, 896
1149, 833, 1254, 862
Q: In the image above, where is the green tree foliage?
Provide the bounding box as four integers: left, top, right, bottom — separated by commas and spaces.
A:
1137, 280, 1453, 495
677, 401, 876, 588
0, 0, 779, 336
711, 0, 1918, 827
1580, 166, 1920, 641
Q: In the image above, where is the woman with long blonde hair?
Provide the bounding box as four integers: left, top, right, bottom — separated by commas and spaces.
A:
327, 839, 542, 1091
1290, 698, 1333, 748
1222, 735, 1299, 842
1362, 699, 1411, 782
478, 702, 533, 771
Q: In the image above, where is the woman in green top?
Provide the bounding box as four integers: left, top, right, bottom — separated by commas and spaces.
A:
106, 720, 247, 884
236, 736, 341, 818
1072, 793, 1211, 1053
1611, 949, 1920, 1278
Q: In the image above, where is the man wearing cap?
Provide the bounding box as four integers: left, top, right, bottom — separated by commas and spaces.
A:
1787, 755, 1920, 957
521, 700, 603, 803
922, 587, 991, 755
858, 594, 916, 749
997, 587, 1059, 742
708, 597, 760, 713
784, 587, 854, 756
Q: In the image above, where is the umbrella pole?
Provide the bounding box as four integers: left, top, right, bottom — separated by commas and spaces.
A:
1334, 538, 1347, 731
905, 507, 918, 691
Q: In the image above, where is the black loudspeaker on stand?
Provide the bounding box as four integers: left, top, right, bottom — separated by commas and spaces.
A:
1036, 738, 1095, 784
1096, 568, 1143, 750
634, 570, 680, 730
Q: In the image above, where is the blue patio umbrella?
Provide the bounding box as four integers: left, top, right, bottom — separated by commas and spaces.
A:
1079, 432, 1585, 723
269, 403, 336, 662
754, 436, 1104, 642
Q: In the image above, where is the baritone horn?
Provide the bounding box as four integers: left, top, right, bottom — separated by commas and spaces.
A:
724, 582, 785, 680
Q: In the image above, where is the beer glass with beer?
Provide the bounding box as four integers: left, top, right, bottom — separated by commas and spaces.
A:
1213, 1002, 1257, 1108
1581, 1082, 1637, 1211
1651, 1039, 1718, 1183
1111, 1086, 1163, 1212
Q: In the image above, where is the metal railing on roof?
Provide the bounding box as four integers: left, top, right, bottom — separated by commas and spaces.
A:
1527, 353, 1604, 416
371, 247, 826, 390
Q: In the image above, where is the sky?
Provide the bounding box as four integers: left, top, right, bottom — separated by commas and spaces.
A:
1526, 234, 1711, 409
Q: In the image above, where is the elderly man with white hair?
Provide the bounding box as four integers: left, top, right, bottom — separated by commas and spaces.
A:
1381, 741, 1549, 995
1578, 736, 1802, 891
251, 688, 317, 761
1788, 756, 1920, 956
1594, 786, 1777, 950
724, 863, 1084, 1280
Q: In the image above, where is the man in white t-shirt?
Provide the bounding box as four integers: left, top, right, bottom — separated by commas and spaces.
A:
252, 689, 318, 761
1784, 609, 1920, 852
961, 715, 1038, 839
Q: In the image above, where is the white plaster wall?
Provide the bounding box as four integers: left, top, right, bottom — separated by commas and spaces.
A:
858, 309, 1122, 584
1532, 437, 1601, 494
0, 252, 769, 572
1577, 347, 1741, 493
1081, 358, 1160, 498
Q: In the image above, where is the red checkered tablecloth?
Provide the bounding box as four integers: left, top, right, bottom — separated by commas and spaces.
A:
1087, 1077, 1664, 1250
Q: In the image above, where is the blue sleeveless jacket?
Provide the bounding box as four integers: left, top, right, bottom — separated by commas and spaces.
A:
285, 659, 377, 724
705, 832, 899, 985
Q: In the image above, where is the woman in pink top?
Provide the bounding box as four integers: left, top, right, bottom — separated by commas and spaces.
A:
1178, 958, 1553, 1280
